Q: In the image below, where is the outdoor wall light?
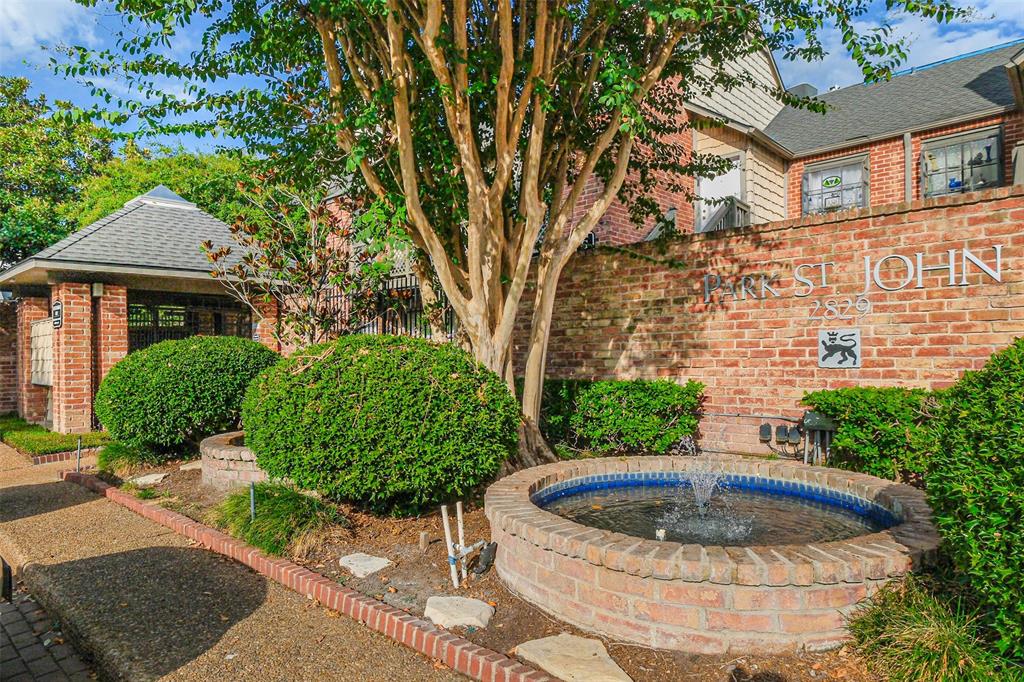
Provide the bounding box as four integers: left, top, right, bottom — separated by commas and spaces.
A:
759, 423, 772, 442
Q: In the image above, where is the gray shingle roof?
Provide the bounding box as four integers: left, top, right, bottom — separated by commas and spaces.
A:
30, 186, 239, 273
765, 40, 1024, 156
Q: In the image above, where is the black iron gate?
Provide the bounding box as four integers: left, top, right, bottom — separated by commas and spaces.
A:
127, 291, 252, 353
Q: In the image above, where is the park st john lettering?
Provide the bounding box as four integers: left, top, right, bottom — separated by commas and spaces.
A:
702, 245, 1004, 303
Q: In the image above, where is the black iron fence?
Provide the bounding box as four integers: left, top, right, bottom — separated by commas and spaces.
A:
126, 292, 252, 353
327, 273, 459, 340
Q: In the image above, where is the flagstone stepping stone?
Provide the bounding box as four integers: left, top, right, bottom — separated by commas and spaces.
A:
129, 473, 168, 486
515, 633, 632, 682
179, 461, 202, 471
338, 553, 392, 578
424, 596, 494, 629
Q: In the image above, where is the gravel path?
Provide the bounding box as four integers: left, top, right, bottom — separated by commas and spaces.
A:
0, 447, 463, 681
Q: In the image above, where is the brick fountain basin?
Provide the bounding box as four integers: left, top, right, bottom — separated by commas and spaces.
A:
484, 455, 939, 654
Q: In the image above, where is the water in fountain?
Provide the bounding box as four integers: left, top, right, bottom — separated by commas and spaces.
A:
659, 436, 754, 543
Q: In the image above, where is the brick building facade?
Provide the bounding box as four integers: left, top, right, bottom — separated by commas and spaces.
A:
515, 185, 1024, 455
0, 187, 280, 433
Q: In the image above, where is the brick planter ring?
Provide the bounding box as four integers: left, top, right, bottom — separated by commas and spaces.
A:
485, 455, 939, 654
200, 431, 267, 490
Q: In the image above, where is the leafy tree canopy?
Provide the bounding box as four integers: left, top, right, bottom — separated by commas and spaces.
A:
56, 0, 968, 465
0, 77, 113, 266
62, 144, 259, 229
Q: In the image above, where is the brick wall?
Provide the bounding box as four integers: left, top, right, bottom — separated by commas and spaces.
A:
514, 185, 1024, 455
94, 285, 128, 385
16, 297, 49, 425
0, 303, 16, 414
787, 112, 1024, 218
51, 283, 93, 434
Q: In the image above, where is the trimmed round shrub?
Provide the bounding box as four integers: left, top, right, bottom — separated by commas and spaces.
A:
568, 379, 704, 453
926, 337, 1024, 659
94, 336, 279, 455
242, 335, 519, 515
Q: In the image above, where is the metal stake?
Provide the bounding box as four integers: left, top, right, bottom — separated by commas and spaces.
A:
76, 436, 82, 472
249, 482, 256, 522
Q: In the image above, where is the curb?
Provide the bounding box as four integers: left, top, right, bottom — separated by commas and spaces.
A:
31, 448, 102, 466
59, 471, 551, 682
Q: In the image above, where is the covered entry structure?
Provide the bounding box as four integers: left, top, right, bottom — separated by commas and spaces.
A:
0, 186, 279, 433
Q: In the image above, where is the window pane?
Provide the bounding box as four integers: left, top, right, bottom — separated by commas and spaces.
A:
922, 130, 1002, 198
945, 145, 960, 171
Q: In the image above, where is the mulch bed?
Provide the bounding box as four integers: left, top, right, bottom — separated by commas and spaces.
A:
111, 461, 878, 682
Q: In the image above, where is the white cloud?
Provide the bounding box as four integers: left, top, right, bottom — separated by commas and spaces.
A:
776, 2, 1024, 92
0, 0, 98, 62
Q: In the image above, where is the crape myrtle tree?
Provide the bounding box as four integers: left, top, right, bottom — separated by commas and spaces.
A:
59, 0, 965, 467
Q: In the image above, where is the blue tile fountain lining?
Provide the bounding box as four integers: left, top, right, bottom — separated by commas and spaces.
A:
532, 471, 900, 529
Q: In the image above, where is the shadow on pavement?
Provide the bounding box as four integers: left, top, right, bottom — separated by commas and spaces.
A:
0, 481, 95, 523
42, 546, 267, 679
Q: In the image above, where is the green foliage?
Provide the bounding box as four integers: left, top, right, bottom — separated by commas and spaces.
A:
213, 482, 346, 556
802, 387, 935, 481
568, 379, 704, 454
242, 335, 519, 515
848, 575, 1015, 682
926, 338, 1024, 660
94, 336, 278, 455
96, 441, 162, 473
516, 378, 591, 446
61, 146, 260, 229
0, 415, 110, 455
0, 77, 112, 265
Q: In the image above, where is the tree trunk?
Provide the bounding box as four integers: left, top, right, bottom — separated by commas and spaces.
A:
501, 417, 557, 476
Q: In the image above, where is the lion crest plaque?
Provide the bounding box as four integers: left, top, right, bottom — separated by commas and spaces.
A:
818, 328, 861, 368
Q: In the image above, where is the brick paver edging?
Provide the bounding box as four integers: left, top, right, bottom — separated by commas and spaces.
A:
485, 455, 940, 654
30, 448, 102, 466
59, 471, 550, 682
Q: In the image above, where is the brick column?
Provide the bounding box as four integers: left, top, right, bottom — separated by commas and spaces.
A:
253, 299, 283, 354
95, 285, 129, 383
0, 303, 18, 414
15, 297, 49, 425
51, 283, 93, 434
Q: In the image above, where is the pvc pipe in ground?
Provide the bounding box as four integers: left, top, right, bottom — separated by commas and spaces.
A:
440, 505, 459, 588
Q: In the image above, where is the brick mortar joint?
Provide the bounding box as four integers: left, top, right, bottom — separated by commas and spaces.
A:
58, 469, 550, 682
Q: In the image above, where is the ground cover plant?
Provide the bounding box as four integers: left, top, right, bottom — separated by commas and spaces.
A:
243, 335, 519, 515
212, 482, 347, 556
802, 387, 935, 482
848, 574, 1010, 682
0, 414, 110, 455
94, 336, 278, 458
926, 338, 1024, 660
96, 441, 162, 475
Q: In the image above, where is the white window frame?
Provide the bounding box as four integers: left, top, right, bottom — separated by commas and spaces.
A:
921, 126, 1004, 199
801, 155, 870, 216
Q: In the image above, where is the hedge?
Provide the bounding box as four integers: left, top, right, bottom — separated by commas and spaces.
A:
567, 379, 704, 453
242, 335, 519, 515
802, 386, 935, 481
926, 337, 1024, 660
94, 336, 279, 455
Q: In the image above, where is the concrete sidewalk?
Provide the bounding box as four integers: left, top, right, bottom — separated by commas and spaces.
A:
0, 445, 462, 681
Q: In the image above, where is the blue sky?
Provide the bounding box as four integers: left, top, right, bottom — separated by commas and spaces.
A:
1, 0, 1022, 152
